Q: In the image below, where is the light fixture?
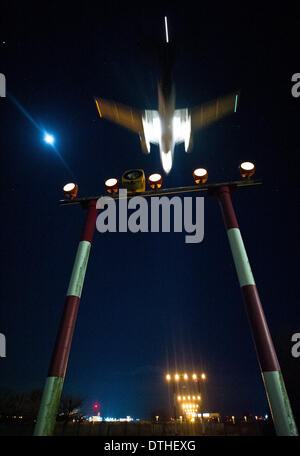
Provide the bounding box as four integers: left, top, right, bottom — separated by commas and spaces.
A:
239, 161, 255, 179
63, 182, 78, 199
148, 173, 162, 189
178, 396, 181, 401
192, 374, 197, 381
183, 373, 188, 380
201, 373, 206, 380
174, 374, 180, 381
166, 374, 171, 381
105, 177, 119, 193
193, 168, 208, 184
122, 169, 145, 193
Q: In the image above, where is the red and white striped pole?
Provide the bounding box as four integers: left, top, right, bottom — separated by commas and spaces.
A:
213, 185, 298, 436
34, 199, 98, 436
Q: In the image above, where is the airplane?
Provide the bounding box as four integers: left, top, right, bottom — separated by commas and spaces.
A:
94, 17, 239, 174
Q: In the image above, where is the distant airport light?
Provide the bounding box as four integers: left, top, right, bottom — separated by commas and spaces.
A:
174, 374, 180, 381
201, 373, 206, 380
183, 373, 188, 380
239, 161, 255, 179
166, 374, 171, 381
148, 173, 162, 189
105, 177, 119, 193
193, 168, 208, 184
44, 133, 55, 145
63, 183, 78, 199
192, 374, 197, 381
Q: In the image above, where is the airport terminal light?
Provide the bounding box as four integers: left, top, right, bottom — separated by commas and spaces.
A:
148, 173, 162, 189
105, 177, 119, 194
63, 182, 78, 199
193, 168, 208, 184
39, 165, 298, 436
239, 161, 255, 179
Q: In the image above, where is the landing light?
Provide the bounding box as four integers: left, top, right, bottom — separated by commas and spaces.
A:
239, 161, 255, 179
193, 168, 208, 184
105, 178, 119, 193
148, 173, 162, 189
63, 182, 78, 199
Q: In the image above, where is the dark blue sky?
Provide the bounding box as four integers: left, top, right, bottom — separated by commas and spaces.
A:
1, 2, 299, 420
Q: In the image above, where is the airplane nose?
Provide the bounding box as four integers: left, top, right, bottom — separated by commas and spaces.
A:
161, 150, 172, 174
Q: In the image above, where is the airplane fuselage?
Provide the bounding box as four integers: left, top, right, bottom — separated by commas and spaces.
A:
157, 44, 176, 173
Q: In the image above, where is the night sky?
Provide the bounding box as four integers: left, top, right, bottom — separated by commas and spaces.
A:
1, 2, 300, 421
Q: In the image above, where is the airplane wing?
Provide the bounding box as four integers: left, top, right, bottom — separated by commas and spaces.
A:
94, 98, 144, 134
191, 93, 238, 130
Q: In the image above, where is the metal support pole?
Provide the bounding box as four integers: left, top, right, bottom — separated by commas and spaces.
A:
212, 185, 298, 436
34, 200, 98, 436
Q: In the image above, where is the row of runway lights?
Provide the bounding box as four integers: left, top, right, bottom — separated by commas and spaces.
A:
166, 373, 206, 381
178, 395, 201, 401
62, 162, 256, 199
